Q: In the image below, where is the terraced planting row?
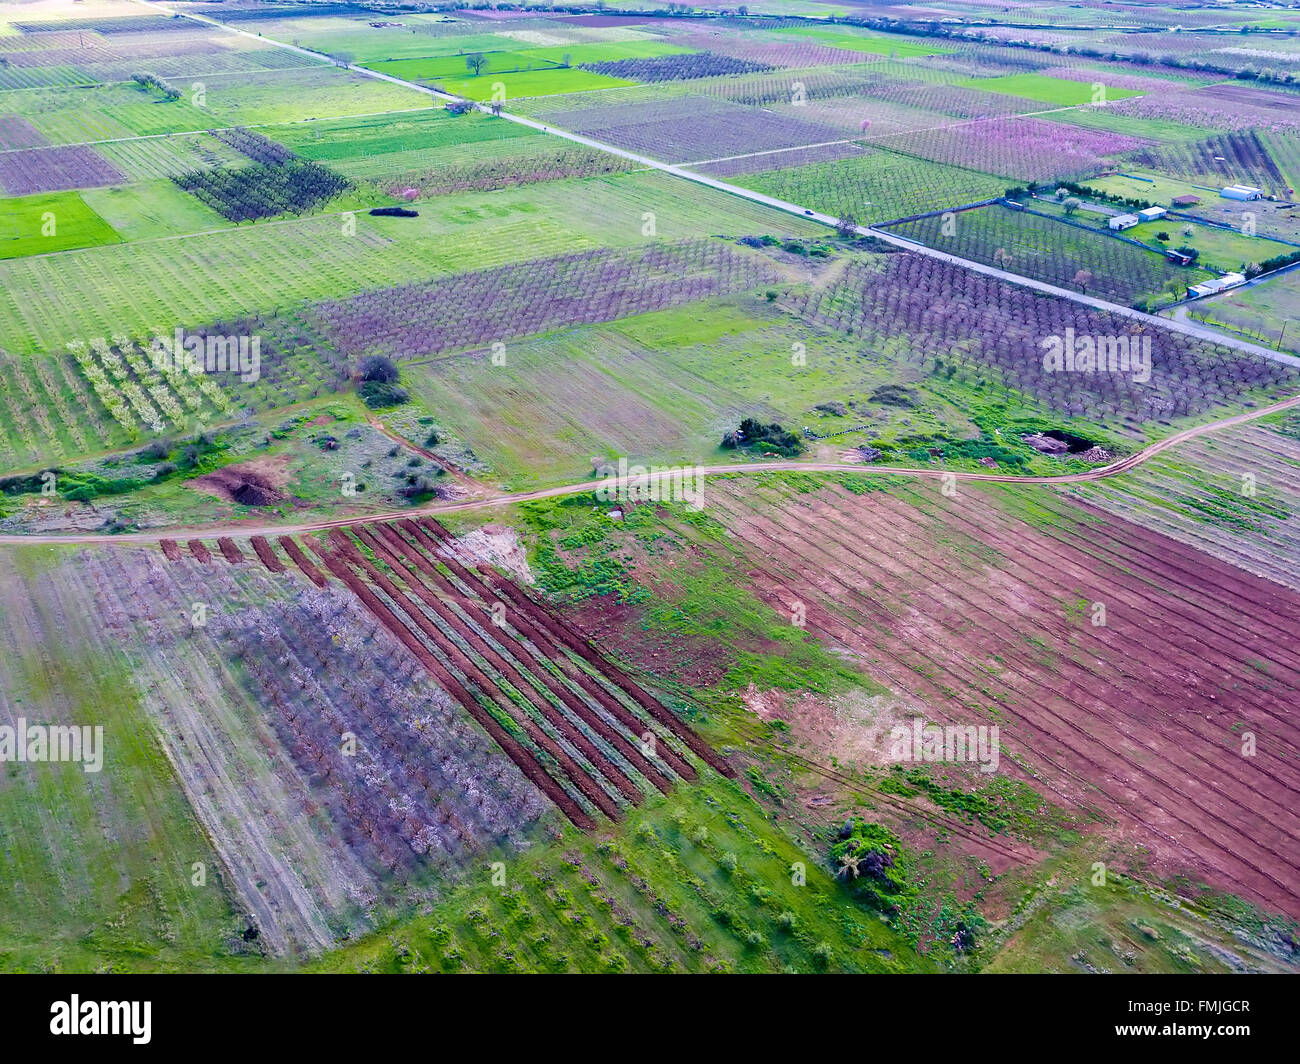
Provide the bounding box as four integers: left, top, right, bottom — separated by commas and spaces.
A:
161, 518, 731, 837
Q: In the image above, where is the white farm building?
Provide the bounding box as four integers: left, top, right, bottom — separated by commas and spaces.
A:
1221, 185, 1263, 201
1109, 213, 1140, 231
1189, 272, 1246, 297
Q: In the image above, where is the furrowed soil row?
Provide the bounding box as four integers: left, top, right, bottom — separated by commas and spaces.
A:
799, 489, 1300, 819
381, 520, 698, 784
279, 535, 327, 587
714, 484, 1300, 879
157, 521, 730, 833
689, 492, 1132, 821
948, 490, 1300, 716
250, 535, 286, 573
323, 530, 624, 822
305, 539, 596, 831
216, 537, 245, 564
362, 522, 680, 795
712, 502, 1300, 910
806, 483, 1300, 767
414, 517, 733, 779
911, 486, 1300, 741
1062, 493, 1300, 636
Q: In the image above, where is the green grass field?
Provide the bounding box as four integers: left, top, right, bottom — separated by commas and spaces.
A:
0, 191, 121, 260
1126, 217, 1292, 273
958, 73, 1145, 107
0, 547, 251, 972
278, 108, 537, 161
433, 67, 633, 102
79, 181, 227, 242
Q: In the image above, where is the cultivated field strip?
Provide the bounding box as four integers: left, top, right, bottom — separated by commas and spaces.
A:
1069, 422, 1300, 591
670, 478, 1300, 918
795, 255, 1300, 430
161, 519, 730, 834
73, 542, 551, 956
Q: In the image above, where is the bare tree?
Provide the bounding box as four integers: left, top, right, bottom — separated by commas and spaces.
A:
465, 53, 488, 77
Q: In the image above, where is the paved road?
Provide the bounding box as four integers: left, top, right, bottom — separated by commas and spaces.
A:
141, 0, 1300, 370
7, 389, 1299, 546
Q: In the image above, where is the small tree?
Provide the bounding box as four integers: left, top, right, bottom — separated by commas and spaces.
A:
1062, 196, 1081, 216
1072, 269, 1093, 294
358, 355, 399, 383
465, 53, 487, 76
835, 211, 859, 239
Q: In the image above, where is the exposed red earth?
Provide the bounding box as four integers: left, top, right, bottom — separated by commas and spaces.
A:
681, 477, 1300, 919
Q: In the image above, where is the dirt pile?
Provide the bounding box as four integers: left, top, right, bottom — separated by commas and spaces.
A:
190, 457, 289, 507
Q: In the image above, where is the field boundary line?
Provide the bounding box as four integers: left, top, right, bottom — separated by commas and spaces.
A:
134, 0, 1300, 372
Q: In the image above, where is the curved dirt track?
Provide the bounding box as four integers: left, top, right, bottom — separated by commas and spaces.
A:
4, 390, 1300, 547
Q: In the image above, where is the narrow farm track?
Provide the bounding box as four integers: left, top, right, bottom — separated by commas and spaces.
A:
6, 388, 1300, 546
138, 0, 1300, 372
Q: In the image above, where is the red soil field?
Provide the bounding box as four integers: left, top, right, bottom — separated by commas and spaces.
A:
687, 479, 1300, 919
278, 535, 326, 587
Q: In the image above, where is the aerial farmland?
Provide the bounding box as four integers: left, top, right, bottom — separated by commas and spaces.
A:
0, 0, 1298, 1008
